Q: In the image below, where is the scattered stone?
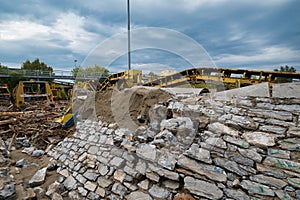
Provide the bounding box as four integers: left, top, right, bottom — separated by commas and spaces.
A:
243, 132, 275, 147
287, 127, 300, 137
124, 166, 139, 178
111, 182, 128, 197
263, 156, 300, 173
240, 180, 275, 196
63, 175, 77, 190
15, 158, 25, 168
78, 187, 88, 197
178, 155, 227, 182
256, 163, 285, 179
149, 104, 167, 124
138, 179, 150, 190
287, 178, 300, 189
29, 167, 47, 187
146, 172, 160, 182
149, 184, 170, 199
46, 181, 60, 197
205, 137, 227, 149
163, 180, 180, 190
109, 157, 125, 168
84, 181, 97, 192
250, 175, 287, 189
285, 186, 295, 192
83, 169, 98, 181
31, 149, 45, 157
155, 130, 177, 143
88, 146, 99, 154
296, 190, 300, 199
158, 151, 177, 170
0, 183, 16, 200
250, 109, 292, 121
259, 125, 286, 135
275, 104, 300, 113
52, 192, 63, 200
58, 168, 69, 177
136, 160, 147, 175
160, 168, 179, 181
97, 163, 110, 176
23, 188, 36, 200
45, 88, 300, 200
160, 117, 194, 132
208, 122, 239, 136
230, 115, 257, 130
173, 193, 195, 200
184, 176, 223, 199
114, 170, 126, 183
223, 135, 249, 148
22, 147, 35, 155
33, 187, 44, 197
238, 148, 262, 163
136, 144, 157, 161
224, 189, 250, 200
126, 191, 153, 200
95, 187, 105, 197
225, 151, 254, 167
268, 149, 290, 159
275, 190, 294, 200
184, 144, 212, 164
68, 190, 81, 200
214, 158, 248, 176
97, 177, 113, 188
278, 138, 300, 151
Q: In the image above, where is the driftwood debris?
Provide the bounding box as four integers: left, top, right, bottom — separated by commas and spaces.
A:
0, 100, 74, 150
0, 118, 17, 126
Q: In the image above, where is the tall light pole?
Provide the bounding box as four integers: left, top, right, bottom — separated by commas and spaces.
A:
127, 0, 131, 70
74, 59, 77, 68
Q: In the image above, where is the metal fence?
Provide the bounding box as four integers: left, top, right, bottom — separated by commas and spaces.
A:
0, 69, 74, 79
0, 69, 109, 80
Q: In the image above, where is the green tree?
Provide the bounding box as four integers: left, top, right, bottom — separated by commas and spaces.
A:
22, 58, 53, 72
0, 64, 26, 91
21, 58, 54, 82
0, 63, 8, 75
73, 65, 109, 78
72, 66, 81, 77
274, 65, 296, 82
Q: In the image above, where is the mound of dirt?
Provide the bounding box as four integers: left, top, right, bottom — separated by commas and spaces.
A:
83, 87, 172, 127
95, 89, 114, 122
128, 87, 171, 125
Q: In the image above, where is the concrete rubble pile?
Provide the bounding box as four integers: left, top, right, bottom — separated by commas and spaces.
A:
44, 86, 300, 200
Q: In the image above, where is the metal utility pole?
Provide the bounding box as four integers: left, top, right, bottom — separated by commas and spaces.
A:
127, 0, 131, 70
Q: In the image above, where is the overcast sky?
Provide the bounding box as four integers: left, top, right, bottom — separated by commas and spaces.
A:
1, 0, 299, 73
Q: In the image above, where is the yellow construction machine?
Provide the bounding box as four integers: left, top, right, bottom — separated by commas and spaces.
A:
51, 82, 73, 100
0, 84, 11, 106
97, 69, 142, 91
14, 81, 54, 107
54, 104, 75, 128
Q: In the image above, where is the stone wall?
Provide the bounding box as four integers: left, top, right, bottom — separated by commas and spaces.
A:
48, 95, 300, 199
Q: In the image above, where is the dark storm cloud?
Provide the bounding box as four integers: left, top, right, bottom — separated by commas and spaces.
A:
0, 0, 299, 71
